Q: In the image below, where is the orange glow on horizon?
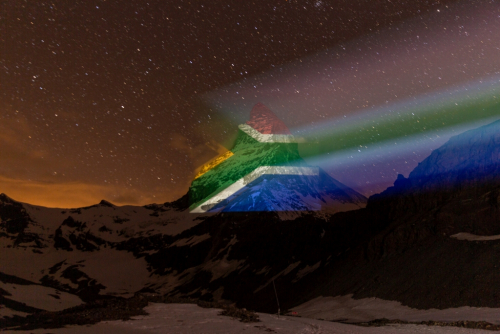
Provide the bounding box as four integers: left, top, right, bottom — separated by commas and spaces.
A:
0, 176, 181, 208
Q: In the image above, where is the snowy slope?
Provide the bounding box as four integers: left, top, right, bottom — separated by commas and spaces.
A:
0, 193, 210, 315
6, 303, 496, 334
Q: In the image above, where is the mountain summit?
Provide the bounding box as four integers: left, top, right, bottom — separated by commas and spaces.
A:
246, 102, 292, 135
188, 103, 367, 215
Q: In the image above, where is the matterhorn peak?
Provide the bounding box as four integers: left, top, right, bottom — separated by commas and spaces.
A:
187, 103, 367, 215
246, 102, 292, 135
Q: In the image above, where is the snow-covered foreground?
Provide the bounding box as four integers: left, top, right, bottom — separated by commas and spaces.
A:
451, 233, 500, 241
0, 282, 82, 313
3, 303, 493, 334
291, 295, 500, 324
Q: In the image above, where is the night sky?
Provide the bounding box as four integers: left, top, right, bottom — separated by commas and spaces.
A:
2, 0, 499, 208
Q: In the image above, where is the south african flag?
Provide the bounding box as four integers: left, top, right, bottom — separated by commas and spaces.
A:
188, 103, 366, 213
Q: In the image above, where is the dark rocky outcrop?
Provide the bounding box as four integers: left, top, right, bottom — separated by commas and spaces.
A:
0, 194, 31, 235
289, 119, 500, 311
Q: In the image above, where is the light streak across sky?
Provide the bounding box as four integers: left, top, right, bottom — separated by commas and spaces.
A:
203, 1, 500, 195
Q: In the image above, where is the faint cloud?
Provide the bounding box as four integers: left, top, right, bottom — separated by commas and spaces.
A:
112, 192, 145, 205
0, 114, 31, 150
170, 133, 232, 177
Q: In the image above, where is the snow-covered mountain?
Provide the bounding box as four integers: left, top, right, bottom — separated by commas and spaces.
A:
410, 118, 500, 180
188, 103, 367, 215
0, 193, 199, 312
0, 192, 345, 318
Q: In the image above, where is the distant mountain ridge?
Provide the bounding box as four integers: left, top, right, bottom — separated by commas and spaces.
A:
368, 118, 500, 236
410, 119, 500, 179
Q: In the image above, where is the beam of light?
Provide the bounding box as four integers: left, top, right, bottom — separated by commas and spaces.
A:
297, 76, 500, 159
302, 114, 500, 194
201, 1, 500, 195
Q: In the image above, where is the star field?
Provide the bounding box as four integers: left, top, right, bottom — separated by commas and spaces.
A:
1, 0, 497, 207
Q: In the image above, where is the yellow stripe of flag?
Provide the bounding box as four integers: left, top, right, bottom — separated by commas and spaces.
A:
194, 150, 234, 179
